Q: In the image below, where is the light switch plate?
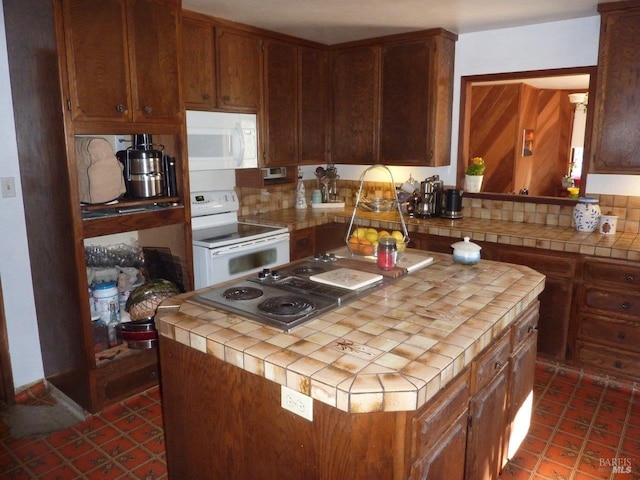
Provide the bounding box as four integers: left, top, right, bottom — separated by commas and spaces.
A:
1, 177, 16, 198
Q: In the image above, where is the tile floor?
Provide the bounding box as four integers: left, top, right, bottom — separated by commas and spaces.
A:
0, 359, 638, 479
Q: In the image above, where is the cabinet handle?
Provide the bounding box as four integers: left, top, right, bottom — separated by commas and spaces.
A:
202, 93, 211, 100
621, 301, 630, 310
617, 332, 626, 340
115, 103, 126, 112
614, 360, 623, 369
494, 360, 504, 370
528, 325, 538, 333
143, 106, 153, 114
626, 275, 634, 283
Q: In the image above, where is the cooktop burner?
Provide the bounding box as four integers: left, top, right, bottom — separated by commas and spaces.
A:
258, 296, 314, 316
290, 265, 326, 276
223, 286, 263, 301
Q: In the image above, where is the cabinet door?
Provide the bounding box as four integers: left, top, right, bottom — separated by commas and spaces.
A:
127, 0, 181, 122
496, 248, 576, 360
299, 47, 329, 164
290, 227, 315, 261
466, 364, 509, 480
591, 5, 640, 172
182, 17, 216, 109
507, 332, 537, 460
315, 223, 347, 254
380, 39, 433, 165
411, 413, 467, 480
264, 39, 298, 166
331, 46, 379, 164
216, 28, 262, 111
62, 0, 131, 122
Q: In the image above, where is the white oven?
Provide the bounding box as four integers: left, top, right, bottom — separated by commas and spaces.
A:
191, 190, 290, 289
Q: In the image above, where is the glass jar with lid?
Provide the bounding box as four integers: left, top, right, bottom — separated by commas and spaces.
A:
377, 237, 397, 270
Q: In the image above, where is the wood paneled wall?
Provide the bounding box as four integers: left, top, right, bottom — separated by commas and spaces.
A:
469, 84, 573, 196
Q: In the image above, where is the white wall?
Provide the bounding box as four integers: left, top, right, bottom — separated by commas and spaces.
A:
0, 7, 44, 389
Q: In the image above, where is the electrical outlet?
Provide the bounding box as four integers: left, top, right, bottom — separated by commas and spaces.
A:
281, 385, 313, 421
1, 177, 16, 198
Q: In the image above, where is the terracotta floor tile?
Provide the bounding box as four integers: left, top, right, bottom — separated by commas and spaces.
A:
543, 443, 580, 469
536, 456, 573, 479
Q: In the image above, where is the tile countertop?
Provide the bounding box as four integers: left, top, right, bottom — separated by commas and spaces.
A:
241, 207, 640, 261
155, 251, 545, 414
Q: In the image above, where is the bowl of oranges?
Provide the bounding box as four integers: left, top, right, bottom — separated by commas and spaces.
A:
347, 227, 407, 257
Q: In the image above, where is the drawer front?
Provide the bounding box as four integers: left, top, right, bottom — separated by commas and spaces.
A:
411, 371, 470, 459
472, 333, 510, 395
511, 301, 539, 349
583, 287, 640, 317
576, 341, 640, 378
583, 259, 640, 290
578, 314, 640, 353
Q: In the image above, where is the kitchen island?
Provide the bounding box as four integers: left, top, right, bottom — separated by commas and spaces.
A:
156, 250, 544, 479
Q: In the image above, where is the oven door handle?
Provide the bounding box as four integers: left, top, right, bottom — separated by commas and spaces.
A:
209, 233, 290, 256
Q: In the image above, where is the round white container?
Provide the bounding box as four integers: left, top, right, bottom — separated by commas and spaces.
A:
573, 197, 601, 233
92, 281, 119, 323
451, 237, 482, 265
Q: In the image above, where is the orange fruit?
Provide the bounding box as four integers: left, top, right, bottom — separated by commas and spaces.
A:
362, 244, 374, 255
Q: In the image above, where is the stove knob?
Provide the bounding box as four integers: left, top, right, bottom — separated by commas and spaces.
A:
270, 270, 281, 279
258, 269, 270, 280
313, 253, 322, 261
328, 253, 337, 261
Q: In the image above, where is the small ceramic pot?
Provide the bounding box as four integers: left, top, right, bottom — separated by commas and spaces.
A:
598, 214, 618, 235
451, 237, 482, 265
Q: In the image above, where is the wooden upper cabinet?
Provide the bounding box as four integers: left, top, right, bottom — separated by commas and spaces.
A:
263, 39, 299, 166
62, 0, 131, 123
127, 0, 181, 122
380, 40, 433, 165
591, 2, 640, 173
331, 30, 455, 166
380, 35, 455, 166
216, 28, 262, 112
181, 17, 216, 110
331, 45, 380, 164
299, 46, 329, 164
62, 0, 181, 124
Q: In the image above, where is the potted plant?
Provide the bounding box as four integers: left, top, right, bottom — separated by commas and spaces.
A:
465, 157, 485, 193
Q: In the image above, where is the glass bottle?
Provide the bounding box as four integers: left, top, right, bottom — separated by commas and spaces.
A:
107, 302, 121, 348
377, 237, 397, 270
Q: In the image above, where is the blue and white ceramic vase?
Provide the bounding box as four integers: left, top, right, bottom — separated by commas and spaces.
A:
573, 196, 601, 233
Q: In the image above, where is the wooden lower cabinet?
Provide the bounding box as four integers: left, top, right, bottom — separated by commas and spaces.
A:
575, 257, 640, 379
159, 301, 539, 480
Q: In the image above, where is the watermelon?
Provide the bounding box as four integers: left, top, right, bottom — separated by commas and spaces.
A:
126, 278, 180, 320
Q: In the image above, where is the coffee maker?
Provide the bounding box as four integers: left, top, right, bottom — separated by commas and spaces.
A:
442, 188, 464, 219
416, 175, 443, 218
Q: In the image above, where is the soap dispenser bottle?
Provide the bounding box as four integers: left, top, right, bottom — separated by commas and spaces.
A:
296, 168, 307, 209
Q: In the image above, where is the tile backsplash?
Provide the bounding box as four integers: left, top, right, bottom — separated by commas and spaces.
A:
237, 182, 640, 235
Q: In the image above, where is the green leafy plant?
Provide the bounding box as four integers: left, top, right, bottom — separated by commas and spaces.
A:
466, 157, 486, 176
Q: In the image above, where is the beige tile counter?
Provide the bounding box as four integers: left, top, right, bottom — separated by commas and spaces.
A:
156, 251, 544, 413
241, 207, 640, 261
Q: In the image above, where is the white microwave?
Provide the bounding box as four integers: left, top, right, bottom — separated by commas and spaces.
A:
186, 110, 258, 171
